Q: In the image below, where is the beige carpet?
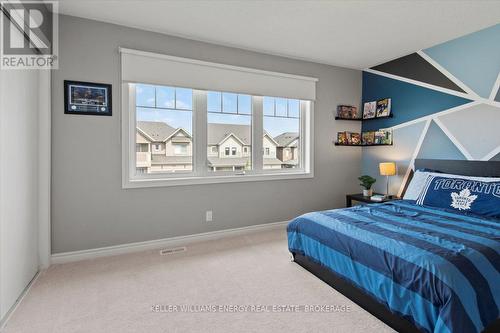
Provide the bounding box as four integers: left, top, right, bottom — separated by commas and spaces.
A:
3, 227, 394, 333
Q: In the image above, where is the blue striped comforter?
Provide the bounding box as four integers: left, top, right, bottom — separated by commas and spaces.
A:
287, 201, 500, 333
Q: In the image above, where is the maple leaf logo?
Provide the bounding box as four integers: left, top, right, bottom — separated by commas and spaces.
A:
450, 188, 477, 211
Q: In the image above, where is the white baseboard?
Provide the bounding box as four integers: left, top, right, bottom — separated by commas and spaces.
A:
51, 220, 289, 265
0, 271, 41, 331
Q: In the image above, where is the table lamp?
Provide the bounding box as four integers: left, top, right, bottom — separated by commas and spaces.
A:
379, 162, 396, 198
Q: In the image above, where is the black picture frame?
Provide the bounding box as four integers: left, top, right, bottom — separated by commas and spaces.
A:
64, 80, 112, 116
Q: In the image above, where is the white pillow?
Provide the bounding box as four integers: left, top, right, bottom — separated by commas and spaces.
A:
403, 171, 433, 200
403, 170, 500, 200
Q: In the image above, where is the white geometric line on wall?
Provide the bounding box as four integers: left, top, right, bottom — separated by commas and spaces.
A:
390, 101, 480, 131
417, 50, 481, 99
397, 119, 432, 197
432, 118, 474, 160
481, 146, 500, 161
482, 99, 500, 108
363, 68, 472, 100
489, 71, 500, 101
436, 103, 500, 160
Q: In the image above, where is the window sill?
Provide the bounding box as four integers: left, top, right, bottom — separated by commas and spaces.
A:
123, 171, 313, 189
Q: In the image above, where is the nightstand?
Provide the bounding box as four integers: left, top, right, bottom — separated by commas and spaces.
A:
346, 193, 400, 207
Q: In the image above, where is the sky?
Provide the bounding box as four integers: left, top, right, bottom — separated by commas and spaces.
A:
136, 84, 300, 137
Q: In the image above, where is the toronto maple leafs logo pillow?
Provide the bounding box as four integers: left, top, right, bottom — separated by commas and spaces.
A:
416, 175, 500, 218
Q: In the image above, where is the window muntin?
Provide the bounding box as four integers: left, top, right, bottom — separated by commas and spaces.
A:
135, 84, 193, 174
263, 97, 300, 119
207, 92, 252, 115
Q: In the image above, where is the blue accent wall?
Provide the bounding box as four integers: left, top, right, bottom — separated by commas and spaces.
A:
416, 121, 465, 160
361, 72, 470, 131
424, 24, 500, 98
360, 24, 500, 195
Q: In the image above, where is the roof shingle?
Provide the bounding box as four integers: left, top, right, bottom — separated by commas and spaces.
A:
137, 121, 177, 141
274, 132, 299, 147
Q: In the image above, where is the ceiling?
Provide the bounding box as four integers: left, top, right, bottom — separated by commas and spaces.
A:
58, 0, 500, 69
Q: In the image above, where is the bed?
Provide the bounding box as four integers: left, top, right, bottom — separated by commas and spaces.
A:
288, 159, 500, 333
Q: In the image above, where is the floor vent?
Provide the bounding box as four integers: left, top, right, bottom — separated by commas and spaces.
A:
159, 246, 186, 255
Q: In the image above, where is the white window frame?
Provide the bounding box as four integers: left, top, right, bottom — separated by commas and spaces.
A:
122, 84, 314, 188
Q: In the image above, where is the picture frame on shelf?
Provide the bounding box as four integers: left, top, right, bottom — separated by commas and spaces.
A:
376, 98, 391, 118
349, 132, 362, 145
374, 128, 393, 145
336, 105, 359, 119
362, 131, 375, 145
363, 101, 377, 119
337, 132, 349, 145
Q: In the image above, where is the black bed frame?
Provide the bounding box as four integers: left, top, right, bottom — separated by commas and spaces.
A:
292, 159, 500, 333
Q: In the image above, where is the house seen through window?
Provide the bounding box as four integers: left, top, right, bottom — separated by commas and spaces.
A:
136, 84, 193, 173
134, 84, 304, 175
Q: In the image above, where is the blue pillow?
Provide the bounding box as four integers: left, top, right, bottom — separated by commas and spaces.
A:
416, 175, 500, 218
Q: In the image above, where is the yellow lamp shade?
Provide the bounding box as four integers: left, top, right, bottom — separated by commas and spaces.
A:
379, 162, 396, 176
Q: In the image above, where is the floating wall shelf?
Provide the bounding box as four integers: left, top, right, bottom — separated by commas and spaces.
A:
334, 143, 393, 147
334, 114, 394, 121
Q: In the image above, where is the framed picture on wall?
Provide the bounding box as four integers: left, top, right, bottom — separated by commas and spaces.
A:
64, 80, 112, 116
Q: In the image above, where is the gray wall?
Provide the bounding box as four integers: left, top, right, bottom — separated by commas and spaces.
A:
52, 15, 362, 254
0, 70, 40, 320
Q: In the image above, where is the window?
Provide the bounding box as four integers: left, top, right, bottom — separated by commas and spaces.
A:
126, 84, 312, 186
174, 144, 188, 155
207, 91, 252, 172
136, 143, 148, 152
263, 97, 300, 169
121, 49, 315, 188
135, 84, 193, 174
